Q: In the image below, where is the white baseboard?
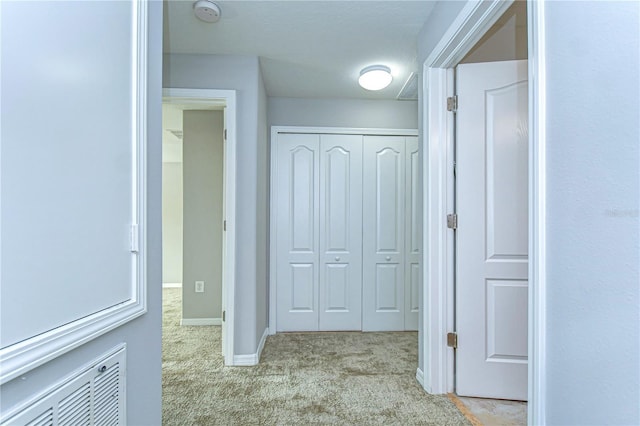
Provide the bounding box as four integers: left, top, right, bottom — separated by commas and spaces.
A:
163, 283, 182, 288
180, 318, 222, 326
416, 367, 425, 387
233, 327, 269, 366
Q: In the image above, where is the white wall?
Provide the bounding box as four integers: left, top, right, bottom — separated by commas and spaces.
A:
543, 2, 639, 424
162, 104, 184, 284
182, 110, 224, 319
0, 1, 162, 423
268, 97, 418, 129
163, 54, 267, 355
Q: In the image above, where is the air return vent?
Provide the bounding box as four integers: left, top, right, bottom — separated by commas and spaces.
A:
1, 345, 126, 426
397, 72, 418, 100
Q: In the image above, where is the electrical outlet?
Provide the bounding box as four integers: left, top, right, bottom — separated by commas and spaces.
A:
195, 281, 205, 293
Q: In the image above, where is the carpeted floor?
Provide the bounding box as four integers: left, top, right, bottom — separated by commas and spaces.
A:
162, 288, 470, 425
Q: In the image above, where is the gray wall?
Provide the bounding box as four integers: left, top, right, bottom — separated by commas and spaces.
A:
544, 2, 639, 424
163, 54, 267, 355
182, 110, 224, 320
268, 97, 418, 129
256, 68, 269, 340
0, 1, 162, 423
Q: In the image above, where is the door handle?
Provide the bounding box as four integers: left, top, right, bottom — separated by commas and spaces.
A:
335, 256, 340, 262
385, 256, 391, 261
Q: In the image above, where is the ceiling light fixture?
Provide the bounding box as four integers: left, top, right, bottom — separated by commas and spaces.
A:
358, 65, 393, 91
194, 0, 221, 23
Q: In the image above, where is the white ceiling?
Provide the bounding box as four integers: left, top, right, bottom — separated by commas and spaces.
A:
164, 1, 436, 100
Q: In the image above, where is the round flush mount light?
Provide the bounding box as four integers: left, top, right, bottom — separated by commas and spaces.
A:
358, 65, 393, 91
194, 0, 221, 23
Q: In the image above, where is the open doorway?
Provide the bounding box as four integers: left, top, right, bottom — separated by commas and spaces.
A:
422, 0, 534, 424
161, 89, 237, 369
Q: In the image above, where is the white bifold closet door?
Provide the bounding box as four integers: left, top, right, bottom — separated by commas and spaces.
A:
276, 134, 363, 332
362, 136, 420, 331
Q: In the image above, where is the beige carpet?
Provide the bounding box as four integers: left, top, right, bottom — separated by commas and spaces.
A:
162, 288, 470, 425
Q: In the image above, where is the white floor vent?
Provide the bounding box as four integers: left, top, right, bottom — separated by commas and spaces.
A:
2, 345, 126, 426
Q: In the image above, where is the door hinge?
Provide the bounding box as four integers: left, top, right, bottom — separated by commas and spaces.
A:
447, 95, 458, 112
447, 332, 458, 349
224, 129, 227, 140
447, 213, 458, 230
223, 220, 226, 231
222, 310, 226, 322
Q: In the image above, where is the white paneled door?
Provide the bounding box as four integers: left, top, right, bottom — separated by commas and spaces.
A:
455, 60, 529, 400
319, 135, 363, 330
274, 130, 418, 333
362, 136, 406, 331
276, 134, 363, 331
276, 134, 320, 331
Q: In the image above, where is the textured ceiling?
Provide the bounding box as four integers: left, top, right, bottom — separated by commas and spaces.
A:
164, 1, 436, 100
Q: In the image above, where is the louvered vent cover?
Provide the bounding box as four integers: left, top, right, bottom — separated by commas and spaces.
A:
1, 345, 125, 426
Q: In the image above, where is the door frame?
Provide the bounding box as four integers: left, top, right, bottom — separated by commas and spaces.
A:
162, 88, 237, 366
269, 126, 418, 334
420, 1, 546, 424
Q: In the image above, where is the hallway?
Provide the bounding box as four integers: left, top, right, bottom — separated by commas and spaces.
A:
162, 288, 469, 425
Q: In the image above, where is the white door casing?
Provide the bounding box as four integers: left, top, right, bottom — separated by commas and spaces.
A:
319, 135, 363, 330
405, 137, 420, 331
362, 136, 406, 331
455, 60, 529, 400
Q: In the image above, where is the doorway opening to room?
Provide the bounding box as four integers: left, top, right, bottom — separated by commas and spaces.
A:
160, 90, 237, 381
422, 1, 532, 425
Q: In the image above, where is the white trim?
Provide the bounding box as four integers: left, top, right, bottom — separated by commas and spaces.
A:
0, 1, 148, 385
528, 0, 547, 423
422, 0, 531, 397
424, 0, 513, 69
162, 88, 237, 366
162, 283, 182, 288
180, 318, 222, 326
233, 328, 269, 366
271, 126, 418, 137
268, 126, 419, 334
422, 66, 456, 395
416, 368, 425, 387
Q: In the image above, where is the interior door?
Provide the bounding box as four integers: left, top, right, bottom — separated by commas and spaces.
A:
455, 60, 529, 400
318, 135, 363, 330
362, 136, 406, 331
404, 137, 420, 331
276, 133, 320, 331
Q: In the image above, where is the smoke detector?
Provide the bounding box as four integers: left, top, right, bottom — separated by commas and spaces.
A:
193, 0, 221, 23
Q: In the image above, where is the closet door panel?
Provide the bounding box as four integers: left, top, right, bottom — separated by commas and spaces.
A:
319, 135, 363, 330
276, 134, 320, 331
363, 136, 405, 331
405, 136, 420, 330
